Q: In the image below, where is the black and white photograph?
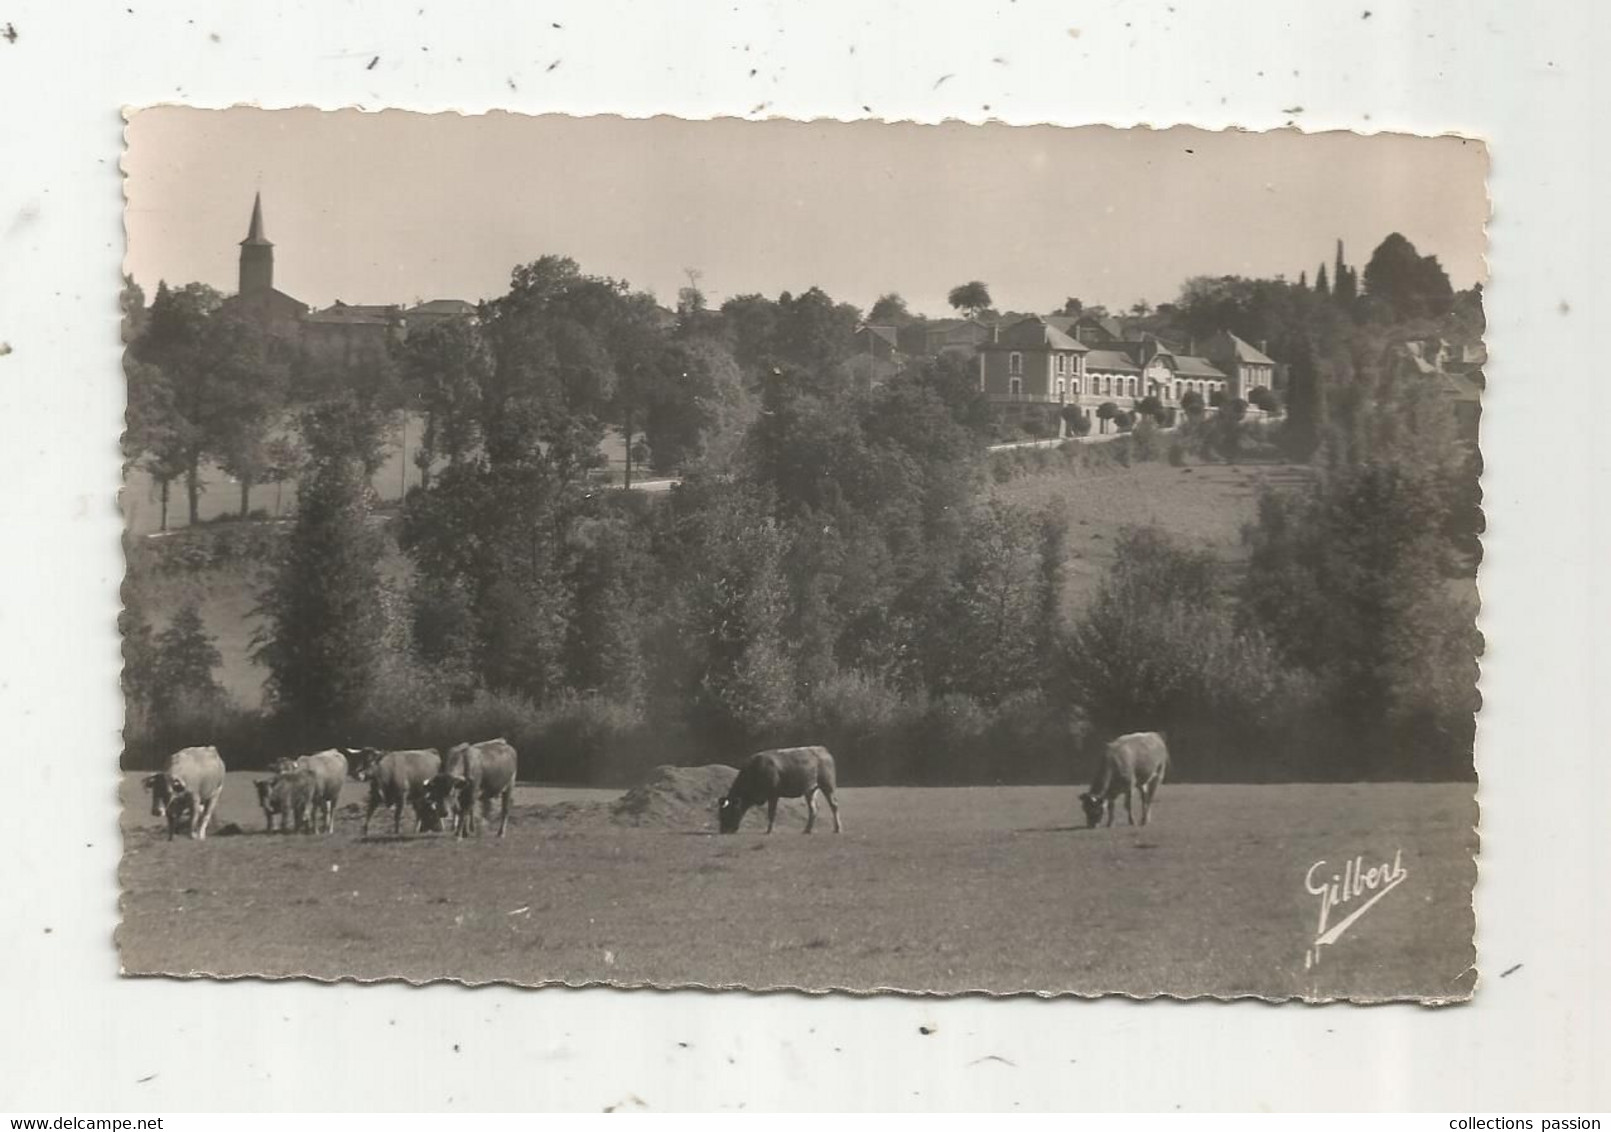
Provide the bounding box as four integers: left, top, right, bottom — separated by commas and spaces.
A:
115, 110, 1486, 1002
8, 0, 1611, 1113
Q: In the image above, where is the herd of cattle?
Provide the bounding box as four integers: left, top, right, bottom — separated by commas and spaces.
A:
142, 739, 518, 842
139, 731, 1171, 842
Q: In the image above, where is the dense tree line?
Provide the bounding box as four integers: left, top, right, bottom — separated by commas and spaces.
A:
1057, 232, 1483, 779
381, 261, 1064, 779
124, 231, 1482, 783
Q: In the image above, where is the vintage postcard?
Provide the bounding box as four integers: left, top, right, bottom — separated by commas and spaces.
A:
118, 110, 1483, 1001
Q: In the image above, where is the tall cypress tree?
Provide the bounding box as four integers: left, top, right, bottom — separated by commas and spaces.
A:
1281, 336, 1327, 462
154, 603, 226, 713
1315, 263, 1330, 296
1334, 240, 1358, 303
252, 425, 385, 738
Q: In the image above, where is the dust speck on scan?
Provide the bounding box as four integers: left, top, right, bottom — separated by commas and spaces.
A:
117, 111, 1483, 1004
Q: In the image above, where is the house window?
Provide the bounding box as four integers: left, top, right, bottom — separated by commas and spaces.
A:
1057, 378, 1067, 400
1055, 354, 1065, 375
1009, 377, 1022, 396
1008, 352, 1023, 376
1070, 378, 1080, 396
1128, 378, 1138, 398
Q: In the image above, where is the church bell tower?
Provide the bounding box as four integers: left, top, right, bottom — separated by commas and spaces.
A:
238, 192, 274, 297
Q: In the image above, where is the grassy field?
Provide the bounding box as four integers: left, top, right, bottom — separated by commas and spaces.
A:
123, 420, 635, 536
118, 772, 1476, 1002
992, 459, 1312, 616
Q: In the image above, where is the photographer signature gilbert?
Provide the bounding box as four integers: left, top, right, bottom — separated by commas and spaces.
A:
1303, 850, 1408, 968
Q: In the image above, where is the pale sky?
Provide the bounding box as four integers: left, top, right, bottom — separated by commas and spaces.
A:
124, 109, 1488, 318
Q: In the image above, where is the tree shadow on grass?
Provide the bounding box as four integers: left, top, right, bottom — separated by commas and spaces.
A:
1014, 825, 1090, 834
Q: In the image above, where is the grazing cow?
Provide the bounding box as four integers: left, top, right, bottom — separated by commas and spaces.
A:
350, 747, 442, 836
254, 778, 289, 832
718, 746, 842, 835
1079, 731, 1170, 829
425, 738, 518, 838
142, 745, 226, 841
269, 750, 348, 834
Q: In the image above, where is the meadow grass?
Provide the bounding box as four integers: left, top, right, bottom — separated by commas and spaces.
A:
119, 773, 1475, 1001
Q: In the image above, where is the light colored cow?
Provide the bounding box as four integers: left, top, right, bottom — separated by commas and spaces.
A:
270, 768, 316, 834
349, 747, 442, 836
425, 738, 518, 838
269, 750, 348, 834
718, 746, 842, 834
142, 745, 226, 841
1080, 731, 1169, 828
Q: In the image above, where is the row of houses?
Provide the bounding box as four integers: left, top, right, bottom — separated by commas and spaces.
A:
232, 191, 1475, 442
852, 311, 1277, 418
1391, 336, 1485, 438
235, 190, 1274, 415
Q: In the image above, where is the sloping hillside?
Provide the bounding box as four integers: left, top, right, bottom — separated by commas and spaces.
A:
991, 459, 1313, 618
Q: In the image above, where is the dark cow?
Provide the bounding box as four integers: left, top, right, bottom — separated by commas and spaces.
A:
142, 745, 226, 841
164, 790, 198, 836
424, 738, 518, 839
349, 747, 442, 836
718, 746, 842, 835
254, 778, 289, 832
1079, 731, 1170, 828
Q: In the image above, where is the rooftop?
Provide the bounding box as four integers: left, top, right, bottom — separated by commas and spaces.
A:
985, 316, 1088, 352
1082, 348, 1142, 373
408, 299, 478, 317
1172, 355, 1229, 379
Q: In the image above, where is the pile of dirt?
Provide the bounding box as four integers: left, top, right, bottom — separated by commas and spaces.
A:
610, 764, 739, 829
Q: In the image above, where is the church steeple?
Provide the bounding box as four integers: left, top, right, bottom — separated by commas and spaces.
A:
238, 192, 274, 297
